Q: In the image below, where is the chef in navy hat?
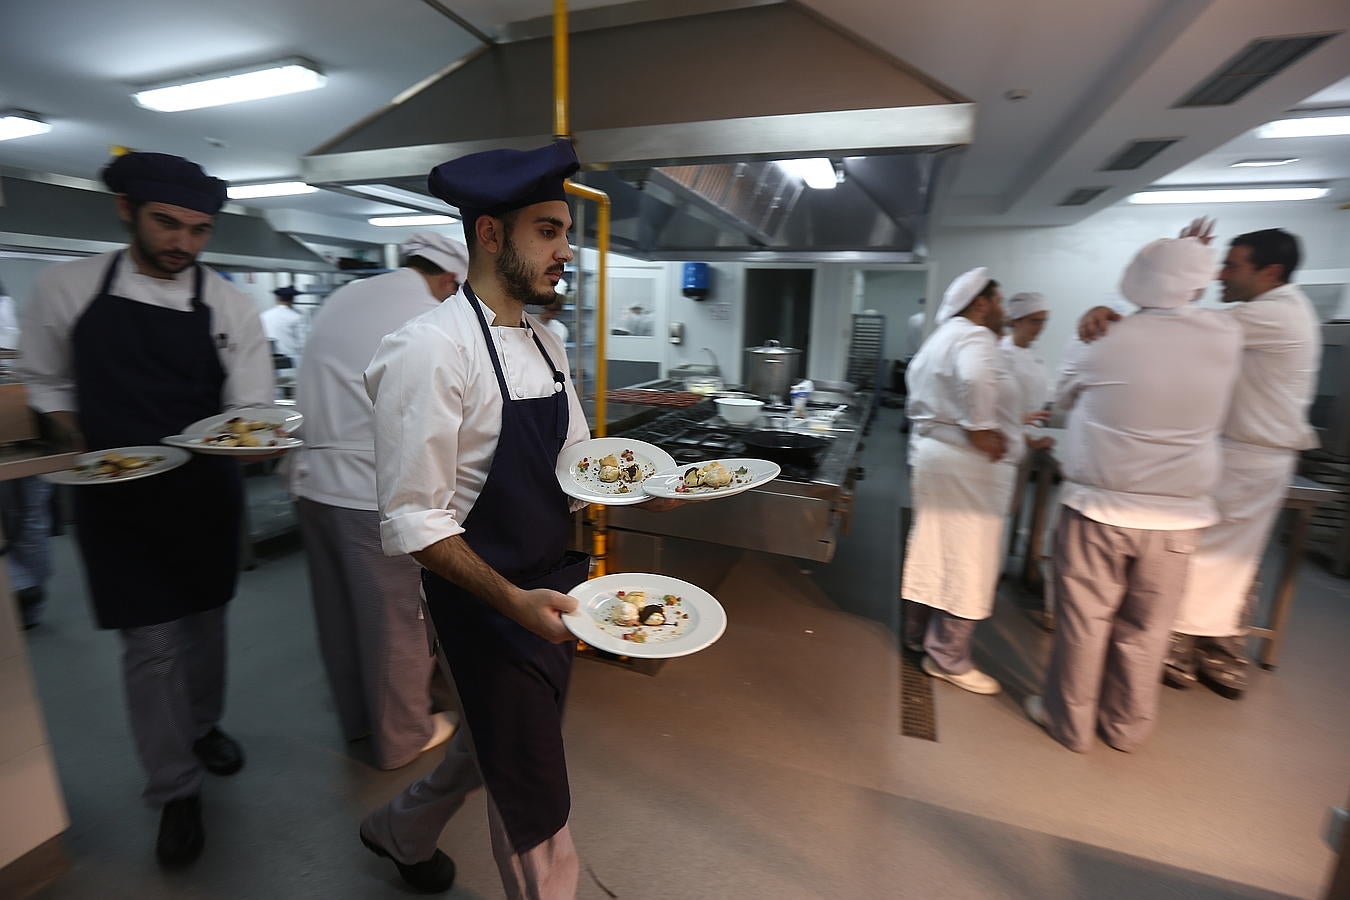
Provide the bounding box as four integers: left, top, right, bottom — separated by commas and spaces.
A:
16, 150, 274, 867
360, 140, 606, 895
902, 267, 1025, 698
262, 284, 306, 367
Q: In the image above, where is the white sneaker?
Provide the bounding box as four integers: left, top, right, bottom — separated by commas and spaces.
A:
921, 656, 1001, 695
420, 712, 458, 753
1024, 695, 1047, 728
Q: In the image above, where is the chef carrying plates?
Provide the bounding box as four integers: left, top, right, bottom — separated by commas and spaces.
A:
359, 140, 595, 897
18, 151, 274, 866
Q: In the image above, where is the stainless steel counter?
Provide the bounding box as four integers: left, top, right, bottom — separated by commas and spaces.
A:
603, 389, 872, 562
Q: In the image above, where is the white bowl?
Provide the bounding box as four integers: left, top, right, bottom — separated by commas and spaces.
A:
715, 397, 765, 426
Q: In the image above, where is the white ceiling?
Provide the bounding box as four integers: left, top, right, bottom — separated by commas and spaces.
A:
0, 0, 1347, 243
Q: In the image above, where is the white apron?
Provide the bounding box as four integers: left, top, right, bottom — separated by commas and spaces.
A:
903, 434, 1017, 620
1174, 440, 1295, 636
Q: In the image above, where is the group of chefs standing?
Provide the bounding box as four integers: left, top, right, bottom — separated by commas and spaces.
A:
901, 219, 1320, 754
16, 141, 625, 898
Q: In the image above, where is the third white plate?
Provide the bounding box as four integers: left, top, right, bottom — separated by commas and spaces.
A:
641, 458, 780, 501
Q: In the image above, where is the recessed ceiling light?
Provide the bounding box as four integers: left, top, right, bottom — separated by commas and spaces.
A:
1229, 158, 1299, 168
227, 181, 318, 200
369, 214, 458, 227
133, 59, 326, 112
776, 158, 838, 190
0, 110, 51, 142
1257, 115, 1350, 139
1128, 186, 1328, 204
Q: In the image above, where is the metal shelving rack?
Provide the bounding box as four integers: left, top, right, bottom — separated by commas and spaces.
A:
845, 312, 886, 402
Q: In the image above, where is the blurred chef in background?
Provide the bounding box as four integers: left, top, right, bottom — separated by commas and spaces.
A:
17, 151, 273, 867
291, 231, 468, 770
903, 268, 1023, 696
262, 284, 307, 368
1030, 236, 1241, 753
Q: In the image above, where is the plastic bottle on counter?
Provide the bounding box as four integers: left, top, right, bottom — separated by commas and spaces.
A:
790, 379, 813, 418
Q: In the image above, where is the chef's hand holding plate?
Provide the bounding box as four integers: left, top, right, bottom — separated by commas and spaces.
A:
512, 588, 580, 643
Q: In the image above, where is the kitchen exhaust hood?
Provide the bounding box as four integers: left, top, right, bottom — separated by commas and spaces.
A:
302, 1, 973, 259
0, 170, 333, 272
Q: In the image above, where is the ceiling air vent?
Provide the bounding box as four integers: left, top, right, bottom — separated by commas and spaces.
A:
1174, 33, 1338, 107
1059, 187, 1108, 207
1101, 138, 1180, 171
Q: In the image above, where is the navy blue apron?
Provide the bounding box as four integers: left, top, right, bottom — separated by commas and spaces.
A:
71, 252, 243, 629
422, 284, 589, 855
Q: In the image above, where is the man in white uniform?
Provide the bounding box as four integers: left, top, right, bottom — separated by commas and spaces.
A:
358, 141, 594, 897
903, 297, 927, 360
1028, 237, 1242, 753
18, 152, 274, 865
291, 232, 468, 770
1000, 292, 1051, 422
261, 285, 306, 365
1080, 223, 1321, 698
903, 269, 1023, 695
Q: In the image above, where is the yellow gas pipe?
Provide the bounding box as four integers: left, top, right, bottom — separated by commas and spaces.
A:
553, 0, 612, 576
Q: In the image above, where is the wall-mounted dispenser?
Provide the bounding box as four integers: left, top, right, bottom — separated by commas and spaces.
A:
669, 321, 685, 345
681, 262, 711, 300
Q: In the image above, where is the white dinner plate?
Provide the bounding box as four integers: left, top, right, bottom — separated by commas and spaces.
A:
184, 406, 303, 437
162, 433, 304, 456
554, 438, 676, 506
563, 573, 727, 659
43, 446, 190, 486
641, 458, 781, 501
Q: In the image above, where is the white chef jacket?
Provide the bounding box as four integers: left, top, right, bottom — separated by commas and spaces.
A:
1220, 283, 1320, 451
906, 316, 1024, 467
17, 250, 274, 414
999, 334, 1049, 415
543, 317, 569, 344
0, 295, 19, 349
1054, 306, 1242, 531
366, 293, 591, 557
261, 303, 307, 361
290, 268, 443, 511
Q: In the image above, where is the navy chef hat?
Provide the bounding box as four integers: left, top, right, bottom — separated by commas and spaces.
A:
427, 140, 579, 232
273, 286, 301, 300
101, 151, 228, 215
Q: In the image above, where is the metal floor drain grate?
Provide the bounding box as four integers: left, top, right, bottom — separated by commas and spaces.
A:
900, 649, 938, 741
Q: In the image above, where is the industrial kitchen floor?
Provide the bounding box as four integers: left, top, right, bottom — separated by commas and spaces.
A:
22, 407, 1350, 899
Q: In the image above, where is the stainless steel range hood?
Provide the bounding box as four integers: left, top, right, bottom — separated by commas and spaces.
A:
302, 1, 973, 260
0, 170, 333, 272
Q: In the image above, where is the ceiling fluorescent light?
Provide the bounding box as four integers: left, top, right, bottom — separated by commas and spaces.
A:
0, 110, 52, 141
1230, 158, 1298, 168
227, 181, 317, 200
1128, 187, 1328, 204
369, 214, 458, 227
777, 158, 838, 190
133, 59, 326, 112
1257, 115, 1350, 139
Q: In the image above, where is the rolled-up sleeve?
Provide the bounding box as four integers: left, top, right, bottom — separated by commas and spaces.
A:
952, 331, 1001, 431
366, 323, 467, 555
1055, 338, 1090, 412
219, 285, 276, 409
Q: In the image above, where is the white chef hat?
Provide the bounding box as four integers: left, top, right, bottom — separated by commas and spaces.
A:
1119, 237, 1213, 309
936, 267, 991, 323
1006, 292, 1048, 320
401, 232, 469, 278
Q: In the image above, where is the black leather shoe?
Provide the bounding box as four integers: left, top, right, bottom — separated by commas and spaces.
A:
360, 829, 456, 893
157, 795, 204, 867
193, 727, 244, 775
1162, 632, 1198, 689
1197, 637, 1248, 699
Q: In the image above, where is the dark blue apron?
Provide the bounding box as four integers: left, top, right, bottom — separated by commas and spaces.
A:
422, 284, 589, 855
71, 252, 243, 629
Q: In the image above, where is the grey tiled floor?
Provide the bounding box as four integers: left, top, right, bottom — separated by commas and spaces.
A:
22, 407, 1350, 899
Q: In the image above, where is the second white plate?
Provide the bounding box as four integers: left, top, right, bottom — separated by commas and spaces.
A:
183, 406, 303, 437
43, 446, 190, 486
555, 438, 676, 506
642, 458, 781, 501
162, 433, 304, 456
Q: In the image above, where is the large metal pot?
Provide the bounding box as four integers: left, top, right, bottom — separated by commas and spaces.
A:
744, 339, 802, 401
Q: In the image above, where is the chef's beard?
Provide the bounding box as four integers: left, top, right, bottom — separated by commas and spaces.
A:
132, 228, 196, 278
496, 233, 562, 307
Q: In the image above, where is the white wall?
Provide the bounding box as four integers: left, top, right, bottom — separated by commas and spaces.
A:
929, 200, 1350, 375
